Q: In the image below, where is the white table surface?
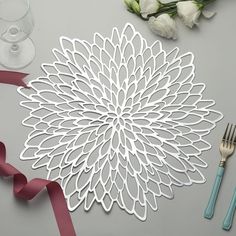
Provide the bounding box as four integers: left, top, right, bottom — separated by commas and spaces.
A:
0, 0, 236, 235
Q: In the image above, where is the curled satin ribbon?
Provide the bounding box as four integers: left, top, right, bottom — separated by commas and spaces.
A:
0, 71, 76, 236
0, 70, 29, 87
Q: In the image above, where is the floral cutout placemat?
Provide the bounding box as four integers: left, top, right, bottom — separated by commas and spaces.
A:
18, 23, 222, 221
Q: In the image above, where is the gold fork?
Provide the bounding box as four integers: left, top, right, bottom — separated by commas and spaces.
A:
204, 124, 236, 219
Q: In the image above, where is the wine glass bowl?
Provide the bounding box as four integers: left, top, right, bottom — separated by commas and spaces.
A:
0, 0, 35, 69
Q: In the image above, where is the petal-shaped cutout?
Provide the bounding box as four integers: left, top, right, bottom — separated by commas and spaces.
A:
166, 47, 179, 62
74, 39, 91, 59
77, 168, 93, 191
121, 23, 135, 42
52, 49, 68, 64
93, 33, 104, 48
134, 201, 147, 221
87, 144, 101, 166
131, 33, 142, 56
148, 89, 168, 103
60, 36, 74, 55
32, 155, 50, 168
121, 184, 135, 212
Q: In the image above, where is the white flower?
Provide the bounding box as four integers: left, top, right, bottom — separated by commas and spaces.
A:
140, 0, 161, 18
18, 23, 222, 221
148, 14, 177, 39
177, 1, 202, 28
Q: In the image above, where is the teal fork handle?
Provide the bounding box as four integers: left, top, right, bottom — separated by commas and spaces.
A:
204, 166, 225, 219
223, 187, 236, 231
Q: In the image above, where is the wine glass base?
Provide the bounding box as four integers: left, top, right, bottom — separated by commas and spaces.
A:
0, 38, 35, 69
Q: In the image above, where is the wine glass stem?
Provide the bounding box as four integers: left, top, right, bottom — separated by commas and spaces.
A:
10, 43, 20, 54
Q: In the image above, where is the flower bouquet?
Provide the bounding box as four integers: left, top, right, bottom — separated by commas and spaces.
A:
124, 0, 216, 39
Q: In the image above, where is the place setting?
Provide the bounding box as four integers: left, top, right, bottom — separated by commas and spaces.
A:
0, 0, 235, 235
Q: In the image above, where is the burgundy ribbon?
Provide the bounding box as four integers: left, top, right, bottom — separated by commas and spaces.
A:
0, 70, 29, 87
0, 71, 76, 236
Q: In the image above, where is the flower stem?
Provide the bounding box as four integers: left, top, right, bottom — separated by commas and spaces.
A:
198, 0, 216, 6
147, 5, 177, 18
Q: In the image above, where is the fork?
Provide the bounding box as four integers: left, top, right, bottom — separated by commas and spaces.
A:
204, 124, 236, 219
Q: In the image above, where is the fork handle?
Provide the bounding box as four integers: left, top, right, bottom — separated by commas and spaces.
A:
222, 187, 236, 231
204, 166, 225, 219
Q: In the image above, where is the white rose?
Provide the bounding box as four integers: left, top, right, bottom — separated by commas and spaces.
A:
140, 0, 161, 19
148, 14, 177, 40
176, 1, 201, 28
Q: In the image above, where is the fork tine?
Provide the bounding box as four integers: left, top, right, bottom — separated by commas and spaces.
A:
227, 124, 233, 143
226, 124, 233, 146
233, 126, 236, 144
223, 123, 229, 141
230, 125, 236, 144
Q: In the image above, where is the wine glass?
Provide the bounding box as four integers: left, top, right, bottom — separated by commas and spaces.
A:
0, 0, 35, 69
